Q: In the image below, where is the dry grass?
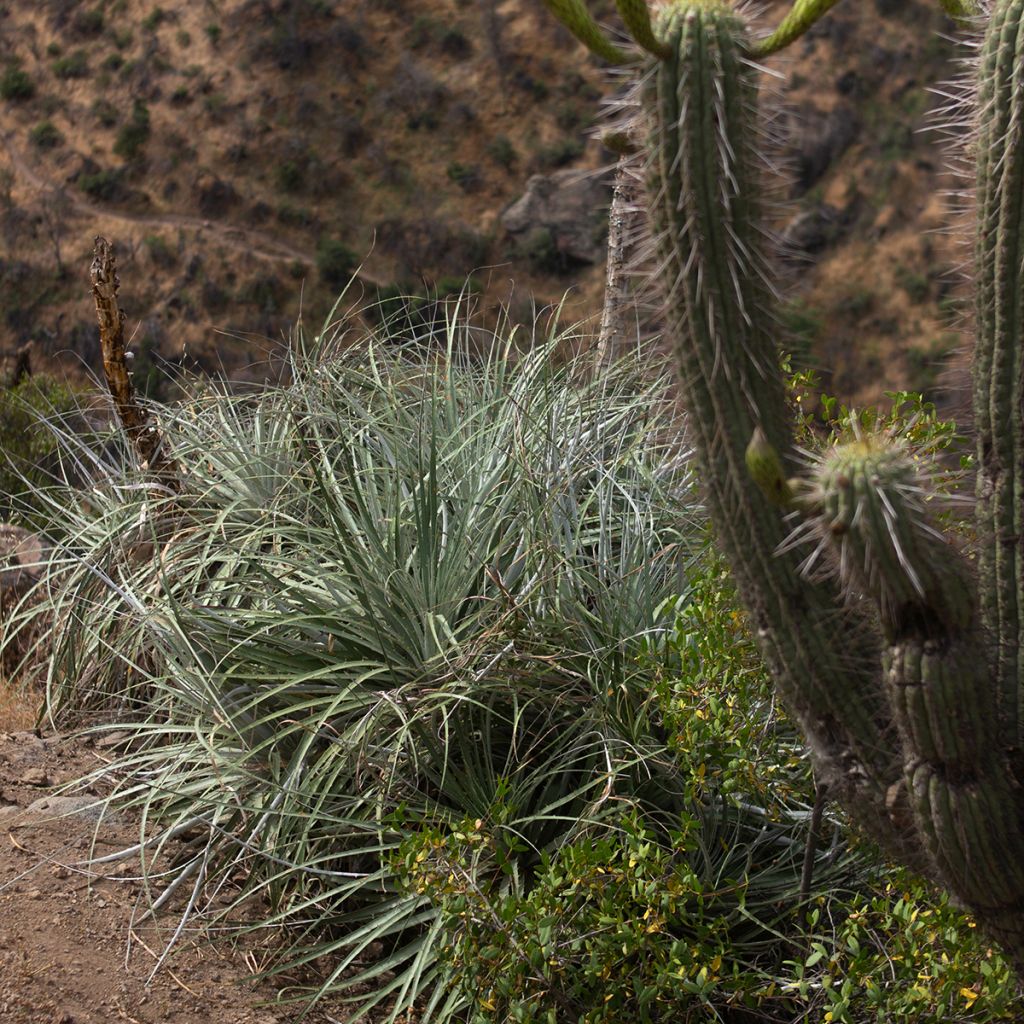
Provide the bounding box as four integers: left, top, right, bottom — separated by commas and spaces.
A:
0, 676, 39, 731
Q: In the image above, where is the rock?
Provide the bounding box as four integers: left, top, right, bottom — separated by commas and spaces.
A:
94, 730, 131, 750
501, 169, 612, 267
790, 105, 859, 195
25, 795, 124, 825
19, 767, 50, 787
0, 804, 21, 820
780, 204, 842, 260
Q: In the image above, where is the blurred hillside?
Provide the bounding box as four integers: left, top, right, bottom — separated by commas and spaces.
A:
0, 0, 968, 406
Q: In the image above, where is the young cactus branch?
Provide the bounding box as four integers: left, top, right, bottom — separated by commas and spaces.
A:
751, 0, 846, 58
540, 0, 632, 64
614, 0, 671, 59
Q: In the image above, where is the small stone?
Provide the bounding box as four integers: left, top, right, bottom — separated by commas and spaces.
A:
94, 731, 131, 751
19, 768, 49, 787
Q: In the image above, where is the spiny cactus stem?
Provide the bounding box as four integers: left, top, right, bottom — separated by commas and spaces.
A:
974, 0, 1024, 742
647, 3, 921, 867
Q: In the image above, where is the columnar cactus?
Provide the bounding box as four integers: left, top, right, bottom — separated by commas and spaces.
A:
542, 0, 1024, 969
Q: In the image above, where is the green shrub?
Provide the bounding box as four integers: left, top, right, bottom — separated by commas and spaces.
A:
141, 7, 166, 31
0, 66, 34, 101
52, 50, 89, 79
486, 135, 517, 170
315, 238, 356, 285
72, 8, 105, 35
274, 159, 303, 193
91, 98, 118, 127
447, 161, 481, 191
29, 120, 63, 149
0, 374, 83, 525
113, 101, 150, 160
142, 234, 175, 268
77, 168, 124, 201
533, 137, 583, 169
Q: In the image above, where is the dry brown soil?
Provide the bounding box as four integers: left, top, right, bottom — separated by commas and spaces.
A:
0, 729, 350, 1024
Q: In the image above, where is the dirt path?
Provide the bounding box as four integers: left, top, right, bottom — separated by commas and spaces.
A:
1, 134, 387, 287
0, 730, 347, 1024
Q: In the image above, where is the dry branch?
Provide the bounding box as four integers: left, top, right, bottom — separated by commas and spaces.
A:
90, 236, 176, 485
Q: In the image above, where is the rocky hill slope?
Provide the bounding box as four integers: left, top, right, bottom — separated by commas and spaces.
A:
0, 0, 969, 407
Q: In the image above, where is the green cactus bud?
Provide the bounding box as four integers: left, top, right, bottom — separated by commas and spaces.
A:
745, 427, 792, 506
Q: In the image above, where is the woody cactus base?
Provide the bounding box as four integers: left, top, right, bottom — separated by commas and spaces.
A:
542, 0, 1024, 970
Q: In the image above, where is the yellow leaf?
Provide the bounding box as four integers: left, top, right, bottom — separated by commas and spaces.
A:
961, 988, 979, 1005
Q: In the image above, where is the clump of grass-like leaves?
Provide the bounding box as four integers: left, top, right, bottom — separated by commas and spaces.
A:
31, 308, 721, 1016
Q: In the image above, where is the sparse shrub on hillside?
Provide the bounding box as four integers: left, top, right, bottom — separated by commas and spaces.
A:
446, 161, 481, 192
486, 134, 517, 170
515, 227, 577, 276
532, 136, 584, 170
274, 159, 303, 194
77, 167, 124, 201
141, 7, 167, 32
315, 238, 356, 286
143, 234, 175, 269
276, 201, 314, 227
29, 121, 63, 149
71, 7, 104, 36
113, 101, 150, 161
204, 22, 221, 45
1, 66, 35, 101
52, 50, 89, 79
377, 217, 490, 279
91, 98, 117, 126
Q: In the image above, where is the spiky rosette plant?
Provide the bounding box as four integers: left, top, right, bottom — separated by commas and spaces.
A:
541, 0, 1024, 970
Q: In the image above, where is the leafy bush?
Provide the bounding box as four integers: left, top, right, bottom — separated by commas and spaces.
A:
0, 374, 83, 525
113, 101, 150, 160
486, 135, 517, 170
77, 168, 124, 201
0, 66, 34, 101
315, 238, 356, 285
52, 50, 89, 80
29, 121, 63, 149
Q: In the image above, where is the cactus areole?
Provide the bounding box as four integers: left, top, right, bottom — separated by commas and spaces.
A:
540, 0, 1024, 973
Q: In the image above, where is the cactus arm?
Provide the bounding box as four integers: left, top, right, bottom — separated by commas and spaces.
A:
539, 0, 632, 65
646, 2, 923, 866
751, 0, 846, 58
613, 0, 671, 59
812, 440, 1024, 955
974, 0, 1024, 742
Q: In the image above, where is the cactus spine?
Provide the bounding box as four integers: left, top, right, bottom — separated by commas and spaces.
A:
541, 0, 1024, 969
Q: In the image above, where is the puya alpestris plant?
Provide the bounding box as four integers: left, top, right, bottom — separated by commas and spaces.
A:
540, 0, 1024, 971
